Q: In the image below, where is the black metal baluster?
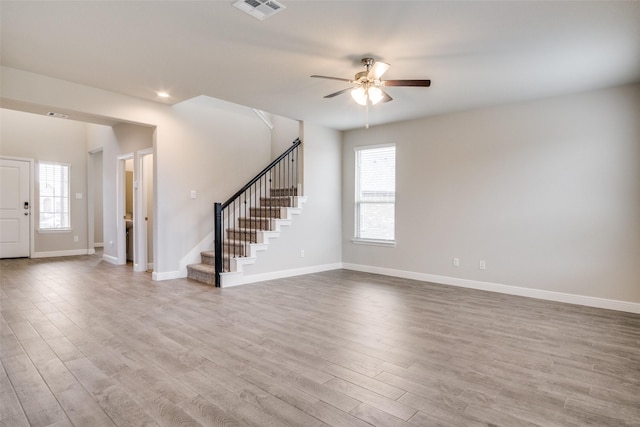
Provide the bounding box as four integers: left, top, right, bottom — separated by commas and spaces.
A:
289, 151, 293, 194
249, 183, 253, 255
278, 158, 281, 197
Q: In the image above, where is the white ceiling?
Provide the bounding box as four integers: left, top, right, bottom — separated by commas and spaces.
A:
2, 1, 639, 130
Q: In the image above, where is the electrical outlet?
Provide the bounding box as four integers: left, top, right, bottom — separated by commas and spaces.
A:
453, 257, 460, 267
300, 249, 305, 258
73, 235, 79, 242
479, 260, 486, 270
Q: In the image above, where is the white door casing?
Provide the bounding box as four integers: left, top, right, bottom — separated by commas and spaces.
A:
0, 158, 31, 258
137, 149, 153, 272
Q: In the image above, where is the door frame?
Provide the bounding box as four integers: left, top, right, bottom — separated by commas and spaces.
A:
0, 156, 34, 258
135, 148, 153, 272
87, 148, 103, 255
116, 153, 134, 265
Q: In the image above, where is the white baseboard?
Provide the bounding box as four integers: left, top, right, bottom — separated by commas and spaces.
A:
152, 270, 185, 281
94, 242, 104, 248
102, 253, 119, 265
221, 263, 343, 288
342, 263, 640, 314
32, 249, 91, 258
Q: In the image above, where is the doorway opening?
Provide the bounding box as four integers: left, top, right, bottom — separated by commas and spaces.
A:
117, 150, 154, 272
87, 149, 104, 255
117, 154, 134, 266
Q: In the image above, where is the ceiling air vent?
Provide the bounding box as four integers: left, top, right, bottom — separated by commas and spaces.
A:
47, 112, 69, 119
232, 0, 285, 21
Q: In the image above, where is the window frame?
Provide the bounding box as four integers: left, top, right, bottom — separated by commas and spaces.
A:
38, 161, 71, 232
353, 143, 397, 247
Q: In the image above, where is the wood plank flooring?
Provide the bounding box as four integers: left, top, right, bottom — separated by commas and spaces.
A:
1, 254, 639, 426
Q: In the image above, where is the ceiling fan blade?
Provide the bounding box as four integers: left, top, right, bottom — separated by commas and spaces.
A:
381, 89, 393, 103
368, 61, 390, 80
383, 79, 431, 87
311, 75, 352, 82
324, 87, 354, 98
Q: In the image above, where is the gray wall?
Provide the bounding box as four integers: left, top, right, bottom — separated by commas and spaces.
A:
342, 84, 640, 303
270, 113, 300, 160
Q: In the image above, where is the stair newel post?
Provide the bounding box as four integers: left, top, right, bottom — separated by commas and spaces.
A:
249, 182, 253, 253
214, 202, 223, 287
296, 146, 299, 191
296, 140, 302, 196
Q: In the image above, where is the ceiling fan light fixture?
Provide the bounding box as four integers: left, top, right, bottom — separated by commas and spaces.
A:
351, 86, 383, 106
368, 86, 383, 105
351, 87, 367, 106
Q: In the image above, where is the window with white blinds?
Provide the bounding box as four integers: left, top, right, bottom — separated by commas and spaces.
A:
354, 144, 396, 242
39, 162, 70, 230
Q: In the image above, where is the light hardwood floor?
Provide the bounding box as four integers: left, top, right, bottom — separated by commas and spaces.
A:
1, 254, 639, 426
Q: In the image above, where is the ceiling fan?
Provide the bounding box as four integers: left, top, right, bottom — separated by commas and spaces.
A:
311, 57, 431, 106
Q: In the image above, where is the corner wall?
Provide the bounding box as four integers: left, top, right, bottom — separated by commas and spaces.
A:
343, 84, 640, 307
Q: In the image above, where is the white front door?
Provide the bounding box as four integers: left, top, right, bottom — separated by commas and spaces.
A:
0, 158, 30, 258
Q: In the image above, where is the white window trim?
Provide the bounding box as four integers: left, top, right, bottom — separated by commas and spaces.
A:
351, 237, 397, 247
38, 161, 71, 231
353, 143, 396, 244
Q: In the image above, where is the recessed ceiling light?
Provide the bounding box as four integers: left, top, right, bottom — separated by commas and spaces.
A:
157, 91, 170, 98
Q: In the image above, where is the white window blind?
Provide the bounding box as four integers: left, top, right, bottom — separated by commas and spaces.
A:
355, 144, 396, 241
39, 162, 70, 230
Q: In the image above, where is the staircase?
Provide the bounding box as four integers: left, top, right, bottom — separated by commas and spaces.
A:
186, 138, 303, 287
186, 188, 305, 286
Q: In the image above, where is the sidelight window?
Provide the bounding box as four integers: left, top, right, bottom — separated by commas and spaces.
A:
39, 162, 70, 230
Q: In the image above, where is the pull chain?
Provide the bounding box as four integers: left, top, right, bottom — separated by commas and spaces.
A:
365, 103, 369, 129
